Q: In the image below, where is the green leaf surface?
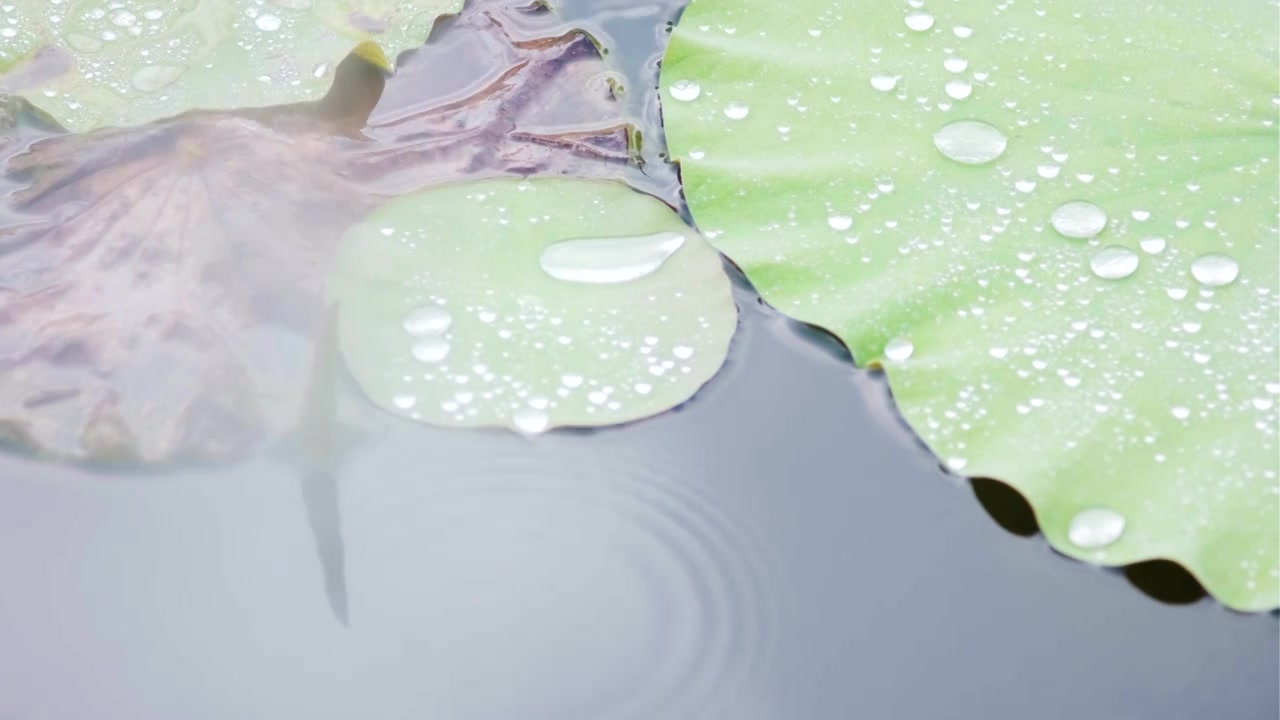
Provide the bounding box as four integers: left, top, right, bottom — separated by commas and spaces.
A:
328, 177, 736, 433
663, 0, 1279, 609
0, 0, 461, 132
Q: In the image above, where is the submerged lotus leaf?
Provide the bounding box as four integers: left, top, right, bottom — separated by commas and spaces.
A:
0, 0, 461, 132
0, 106, 374, 463
663, 0, 1278, 609
0, 0, 665, 465
328, 177, 736, 433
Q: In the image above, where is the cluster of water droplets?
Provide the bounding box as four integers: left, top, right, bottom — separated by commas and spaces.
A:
2, 0, 435, 129
350, 190, 733, 438
666, 0, 1277, 575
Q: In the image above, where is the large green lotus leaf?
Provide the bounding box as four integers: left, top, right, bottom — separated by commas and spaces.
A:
663, 0, 1279, 609
0, 0, 460, 132
329, 177, 736, 433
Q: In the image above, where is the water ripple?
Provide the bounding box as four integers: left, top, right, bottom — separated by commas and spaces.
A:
340, 438, 777, 719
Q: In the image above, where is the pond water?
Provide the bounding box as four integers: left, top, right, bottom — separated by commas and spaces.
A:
0, 1, 1276, 718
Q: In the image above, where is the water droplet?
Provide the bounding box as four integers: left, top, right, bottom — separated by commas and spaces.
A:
65, 33, 103, 53
1050, 201, 1107, 239
943, 57, 969, 73
724, 102, 750, 120
827, 214, 853, 231
1171, 406, 1191, 420
1068, 508, 1125, 549
1036, 164, 1061, 179
513, 407, 549, 434
1131, 209, 1151, 221
412, 336, 450, 363
944, 79, 973, 100
904, 12, 935, 31
539, 231, 686, 284
255, 13, 282, 31
673, 346, 695, 360
668, 79, 701, 102
1089, 246, 1139, 280
130, 64, 184, 93
1190, 253, 1239, 287
884, 337, 914, 363
403, 306, 453, 336
932, 120, 1007, 165
870, 74, 899, 92
1139, 237, 1166, 254
392, 394, 417, 410
953, 26, 973, 38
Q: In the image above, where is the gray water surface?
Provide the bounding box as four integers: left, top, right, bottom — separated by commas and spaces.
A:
0, 277, 1275, 719
1, 0, 1276, 717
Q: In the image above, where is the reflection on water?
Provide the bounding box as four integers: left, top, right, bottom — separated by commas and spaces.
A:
338, 435, 776, 718
0, 0, 1277, 717
0, 280, 1275, 719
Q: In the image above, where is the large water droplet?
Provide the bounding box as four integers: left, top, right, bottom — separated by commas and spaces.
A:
1139, 237, 1166, 254
130, 65, 184, 93
884, 337, 914, 363
1067, 508, 1126, 549
1090, 246, 1139, 280
1190, 253, 1239, 287
1050, 201, 1107, 239
943, 57, 969, 73
668, 79, 701, 102
513, 407, 550, 434
932, 120, 1007, 165
403, 306, 453, 336
870, 74, 899, 92
904, 12, 935, 31
412, 336, 450, 363
255, 13, 282, 31
944, 79, 973, 100
539, 231, 686, 284
827, 214, 853, 231
724, 102, 750, 120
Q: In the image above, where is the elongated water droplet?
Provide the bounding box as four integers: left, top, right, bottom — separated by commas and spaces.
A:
1068, 508, 1125, 549
1090, 246, 1139, 280
943, 57, 969, 73
668, 79, 701, 102
130, 65, 184, 93
403, 306, 453, 336
724, 102, 750, 120
1190, 253, 1239, 287
884, 337, 914, 362
1051, 201, 1107, 239
904, 12, 935, 31
540, 231, 686, 284
932, 120, 1007, 165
